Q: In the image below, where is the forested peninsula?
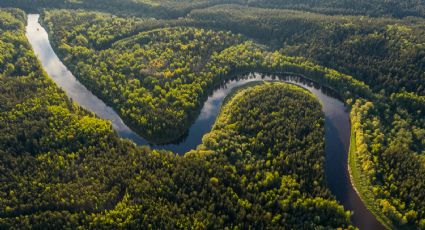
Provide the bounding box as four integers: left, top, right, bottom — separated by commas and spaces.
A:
0, 0, 424, 228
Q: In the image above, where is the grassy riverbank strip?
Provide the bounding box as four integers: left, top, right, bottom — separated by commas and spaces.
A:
348, 126, 395, 230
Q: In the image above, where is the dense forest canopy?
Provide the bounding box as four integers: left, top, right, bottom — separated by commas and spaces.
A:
1, 0, 425, 18
43, 9, 246, 142
39, 6, 425, 230
188, 4, 425, 96
0, 11, 353, 227
41, 9, 373, 143
0, 0, 424, 228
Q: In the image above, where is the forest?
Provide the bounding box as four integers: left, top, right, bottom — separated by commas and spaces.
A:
188, 4, 425, 96
1, 0, 424, 18
0, 0, 425, 229
0, 9, 353, 228
39, 6, 425, 230
41, 9, 372, 143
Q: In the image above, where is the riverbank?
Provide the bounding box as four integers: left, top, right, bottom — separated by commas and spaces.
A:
348, 126, 394, 230
27, 13, 384, 228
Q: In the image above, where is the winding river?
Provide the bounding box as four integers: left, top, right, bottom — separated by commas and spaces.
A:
26, 14, 384, 229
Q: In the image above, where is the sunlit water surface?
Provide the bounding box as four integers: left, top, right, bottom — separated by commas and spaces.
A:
26, 14, 384, 229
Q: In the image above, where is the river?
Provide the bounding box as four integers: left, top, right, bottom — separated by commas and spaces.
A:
26, 14, 384, 229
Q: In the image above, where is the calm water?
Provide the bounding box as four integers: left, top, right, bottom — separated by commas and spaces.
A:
26, 14, 384, 229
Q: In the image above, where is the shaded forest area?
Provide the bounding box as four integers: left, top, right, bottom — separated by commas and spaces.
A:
188, 5, 425, 96
41, 9, 370, 142
0, 0, 424, 227
0, 9, 353, 229
1, 0, 424, 19
40, 8, 425, 229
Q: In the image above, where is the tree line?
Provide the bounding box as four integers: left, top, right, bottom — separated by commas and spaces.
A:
39, 8, 425, 229
2, 0, 424, 19
0, 8, 353, 229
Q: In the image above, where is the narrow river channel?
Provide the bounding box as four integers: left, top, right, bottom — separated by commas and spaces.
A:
26, 14, 384, 229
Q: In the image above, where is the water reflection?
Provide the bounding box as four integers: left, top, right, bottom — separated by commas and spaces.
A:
26, 14, 143, 140
26, 14, 383, 229
156, 73, 343, 153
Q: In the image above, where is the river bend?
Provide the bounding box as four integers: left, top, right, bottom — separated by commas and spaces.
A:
26, 14, 384, 229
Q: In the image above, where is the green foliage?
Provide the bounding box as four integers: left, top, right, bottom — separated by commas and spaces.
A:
0, 9, 352, 229
189, 4, 425, 96
1, 3, 425, 229
85, 83, 352, 229
201, 82, 327, 195
350, 99, 425, 228
2, 0, 425, 19
392, 92, 425, 116
245, 0, 425, 18
182, 10, 425, 227
43, 9, 248, 143
193, 82, 352, 228
42, 9, 373, 142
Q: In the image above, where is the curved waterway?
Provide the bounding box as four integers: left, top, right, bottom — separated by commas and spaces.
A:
26, 14, 384, 229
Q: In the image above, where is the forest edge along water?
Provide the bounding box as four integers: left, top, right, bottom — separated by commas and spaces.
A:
26, 14, 384, 229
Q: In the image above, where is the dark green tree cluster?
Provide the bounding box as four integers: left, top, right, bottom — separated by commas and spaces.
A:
0, 8, 130, 220
43, 9, 248, 142
40, 7, 425, 229
200, 82, 329, 196
188, 4, 425, 96
41, 10, 165, 50
42, 9, 373, 143
350, 98, 425, 228
182, 10, 425, 227
0, 0, 244, 19
245, 0, 425, 18
83, 82, 353, 229
2, 0, 425, 19
0, 0, 177, 18
0, 9, 353, 229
